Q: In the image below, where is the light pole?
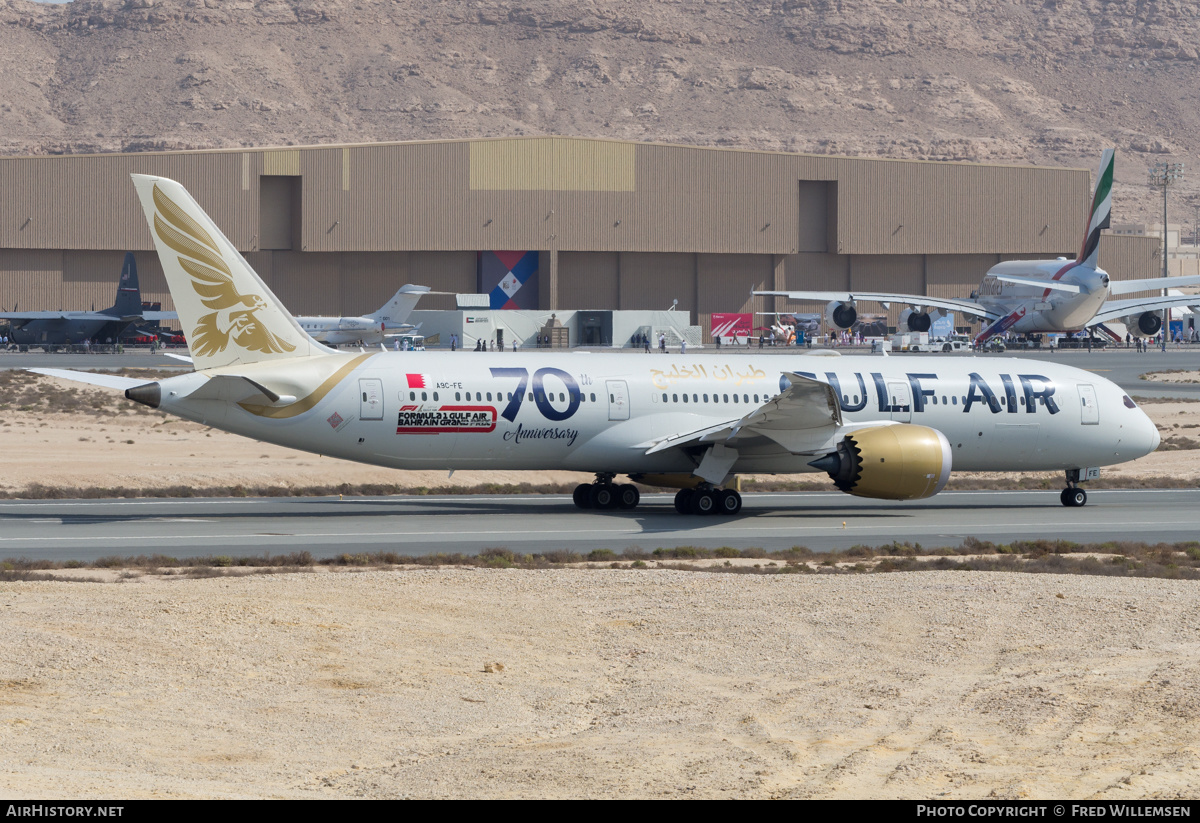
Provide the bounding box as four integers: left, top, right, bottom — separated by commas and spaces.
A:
1149, 161, 1185, 351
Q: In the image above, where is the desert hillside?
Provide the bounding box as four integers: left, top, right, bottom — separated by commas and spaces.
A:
1, 0, 1197, 223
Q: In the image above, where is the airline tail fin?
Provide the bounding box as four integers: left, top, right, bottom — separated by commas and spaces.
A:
130, 174, 330, 370
368, 284, 430, 328
1077, 149, 1114, 269
110, 252, 143, 318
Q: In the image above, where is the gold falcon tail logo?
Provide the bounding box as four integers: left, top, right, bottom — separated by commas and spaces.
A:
151, 184, 296, 357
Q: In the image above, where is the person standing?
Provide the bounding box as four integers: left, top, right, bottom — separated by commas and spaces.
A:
681, 339, 687, 355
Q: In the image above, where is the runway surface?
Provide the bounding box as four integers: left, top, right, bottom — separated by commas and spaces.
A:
2, 489, 1198, 562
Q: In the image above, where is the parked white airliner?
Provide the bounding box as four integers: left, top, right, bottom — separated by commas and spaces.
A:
757, 150, 1200, 344
294, 284, 430, 346
34, 175, 1161, 513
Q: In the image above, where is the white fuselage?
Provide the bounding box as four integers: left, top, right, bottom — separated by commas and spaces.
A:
976, 260, 1111, 334
151, 351, 1158, 477
297, 316, 385, 346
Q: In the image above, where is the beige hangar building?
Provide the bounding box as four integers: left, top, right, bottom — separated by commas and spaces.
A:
0, 136, 1160, 340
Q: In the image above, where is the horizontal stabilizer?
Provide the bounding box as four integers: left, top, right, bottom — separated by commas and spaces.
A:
1109, 275, 1200, 296
184, 374, 297, 407
992, 275, 1082, 294
26, 368, 145, 391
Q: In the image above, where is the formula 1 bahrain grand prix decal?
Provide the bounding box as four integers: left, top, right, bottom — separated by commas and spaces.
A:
396, 404, 497, 434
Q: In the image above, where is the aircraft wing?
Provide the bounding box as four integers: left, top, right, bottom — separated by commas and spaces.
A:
641, 372, 844, 456
1109, 274, 1200, 296
1090, 294, 1200, 326
26, 368, 145, 390
0, 311, 74, 321
140, 311, 179, 321
754, 290, 999, 321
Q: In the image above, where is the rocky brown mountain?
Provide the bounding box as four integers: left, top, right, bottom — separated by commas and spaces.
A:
2, 0, 1197, 226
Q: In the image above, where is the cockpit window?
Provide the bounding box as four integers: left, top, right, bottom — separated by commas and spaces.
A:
1123, 396, 1137, 409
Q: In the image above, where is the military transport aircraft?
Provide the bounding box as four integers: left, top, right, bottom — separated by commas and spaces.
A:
1, 252, 176, 350
295, 284, 431, 346
33, 174, 1161, 514
756, 150, 1200, 345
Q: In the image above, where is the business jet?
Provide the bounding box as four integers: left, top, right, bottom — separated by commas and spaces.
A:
32, 174, 1160, 517
756, 150, 1200, 345
295, 284, 430, 346
1, 252, 176, 350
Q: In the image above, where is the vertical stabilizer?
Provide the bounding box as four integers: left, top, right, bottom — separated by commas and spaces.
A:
130, 174, 330, 370
110, 252, 143, 317
368, 284, 431, 328
1077, 149, 1114, 269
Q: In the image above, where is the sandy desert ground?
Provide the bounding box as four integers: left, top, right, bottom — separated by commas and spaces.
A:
2, 569, 1199, 799
2, 371, 1199, 799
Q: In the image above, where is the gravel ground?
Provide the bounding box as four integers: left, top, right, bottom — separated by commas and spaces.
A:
2, 568, 1198, 799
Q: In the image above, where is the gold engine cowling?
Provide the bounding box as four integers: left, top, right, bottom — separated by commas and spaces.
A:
809, 424, 953, 500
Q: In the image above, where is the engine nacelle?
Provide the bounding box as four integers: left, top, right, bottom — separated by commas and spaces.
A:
899, 308, 932, 333
1123, 311, 1162, 336
825, 300, 857, 330
809, 424, 953, 501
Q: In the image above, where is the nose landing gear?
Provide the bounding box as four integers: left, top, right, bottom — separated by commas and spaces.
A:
1060, 469, 1089, 507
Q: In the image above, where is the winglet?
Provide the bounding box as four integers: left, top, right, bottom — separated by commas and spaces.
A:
1077, 149, 1114, 269
130, 174, 330, 371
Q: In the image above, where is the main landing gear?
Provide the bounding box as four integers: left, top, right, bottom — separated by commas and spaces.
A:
573, 473, 640, 511
673, 486, 742, 516
1060, 469, 1088, 508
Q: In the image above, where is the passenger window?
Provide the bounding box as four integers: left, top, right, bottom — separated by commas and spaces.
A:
433, 392, 439, 401
703, 394, 709, 402
590, 393, 596, 402
723, 394, 729, 403
410, 391, 415, 400
743, 394, 749, 403
456, 392, 461, 401
487, 392, 492, 401
683, 394, 689, 403
693, 394, 698, 402
733, 395, 739, 403
421, 392, 427, 401
754, 394, 760, 402
952, 397, 958, 406
672, 394, 678, 403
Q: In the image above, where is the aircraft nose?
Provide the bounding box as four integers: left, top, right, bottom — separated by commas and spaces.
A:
1145, 413, 1161, 454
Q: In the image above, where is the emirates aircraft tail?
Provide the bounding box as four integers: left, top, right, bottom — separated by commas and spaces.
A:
1077, 149, 1114, 270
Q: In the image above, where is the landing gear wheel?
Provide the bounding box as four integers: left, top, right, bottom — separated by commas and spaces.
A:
573, 483, 593, 509
674, 489, 694, 514
616, 484, 640, 510
690, 489, 717, 515
589, 484, 617, 510
1060, 487, 1087, 507
717, 488, 742, 515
